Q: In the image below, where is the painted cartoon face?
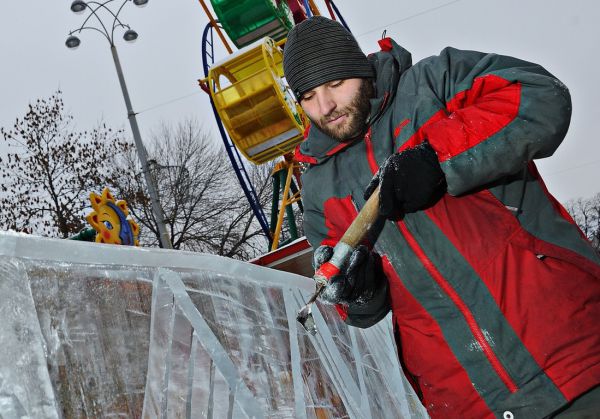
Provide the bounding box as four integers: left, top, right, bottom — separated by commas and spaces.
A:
86, 188, 139, 246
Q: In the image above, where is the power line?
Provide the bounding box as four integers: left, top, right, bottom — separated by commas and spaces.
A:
544, 159, 600, 177
355, 0, 463, 39
133, 2, 464, 116
352, 0, 599, 181
136, 90, 203, 115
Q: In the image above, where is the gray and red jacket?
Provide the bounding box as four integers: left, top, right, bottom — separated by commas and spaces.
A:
295, 38, 600, 418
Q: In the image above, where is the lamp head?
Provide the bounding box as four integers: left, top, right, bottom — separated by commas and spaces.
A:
123, 29, 138, 42
65, 35, 81, 49
70, 0, 87, 14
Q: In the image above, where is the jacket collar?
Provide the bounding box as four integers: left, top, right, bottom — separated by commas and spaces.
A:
295, 38, 412, 165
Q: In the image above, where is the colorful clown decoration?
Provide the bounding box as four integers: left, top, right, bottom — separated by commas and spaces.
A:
86, 188, 139, 246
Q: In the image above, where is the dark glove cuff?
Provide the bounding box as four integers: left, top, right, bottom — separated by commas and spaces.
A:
345, 277, 390, 328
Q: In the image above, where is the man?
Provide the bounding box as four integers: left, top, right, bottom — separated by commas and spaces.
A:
283, 16, 600, 418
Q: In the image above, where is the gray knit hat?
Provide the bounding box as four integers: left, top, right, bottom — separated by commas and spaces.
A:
283, 16, 374, 100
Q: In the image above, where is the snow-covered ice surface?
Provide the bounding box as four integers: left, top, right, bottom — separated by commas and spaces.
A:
0, 232, 427, 418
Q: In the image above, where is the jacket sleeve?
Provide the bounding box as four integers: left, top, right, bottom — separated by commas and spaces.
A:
302, 170, 391, 328
399, 47, 572, 196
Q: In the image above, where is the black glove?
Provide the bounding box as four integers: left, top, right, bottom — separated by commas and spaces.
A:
312, 244, 383, 306
364, 141, 446, 219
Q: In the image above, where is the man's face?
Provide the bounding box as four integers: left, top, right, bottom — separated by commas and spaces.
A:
300, 78, 373, 142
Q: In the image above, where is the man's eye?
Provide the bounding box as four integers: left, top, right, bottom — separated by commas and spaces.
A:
302, 94, 314, 101
330, 80, 343, 88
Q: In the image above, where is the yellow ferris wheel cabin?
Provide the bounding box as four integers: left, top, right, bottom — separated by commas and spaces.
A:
205, 37, 306, 165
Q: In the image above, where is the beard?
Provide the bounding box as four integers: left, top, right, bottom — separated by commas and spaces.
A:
310, 79, 374, 142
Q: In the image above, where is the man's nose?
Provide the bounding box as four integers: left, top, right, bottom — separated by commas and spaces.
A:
316, 92, 336, 116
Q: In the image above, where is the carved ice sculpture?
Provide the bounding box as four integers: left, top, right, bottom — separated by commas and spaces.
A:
0, 232, 426, 418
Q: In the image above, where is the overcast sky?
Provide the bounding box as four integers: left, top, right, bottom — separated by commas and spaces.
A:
1, 0, 598, 203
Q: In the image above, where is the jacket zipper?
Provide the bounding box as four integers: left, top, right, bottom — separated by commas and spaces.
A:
364, 128, 379, 175
363, 124, 517, 391
397, 221, 519, 393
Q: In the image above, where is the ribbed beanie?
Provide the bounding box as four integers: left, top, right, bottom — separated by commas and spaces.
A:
283, 16, 374, 100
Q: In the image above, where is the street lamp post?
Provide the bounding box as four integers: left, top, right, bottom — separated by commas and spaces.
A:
66, 0, 173, 249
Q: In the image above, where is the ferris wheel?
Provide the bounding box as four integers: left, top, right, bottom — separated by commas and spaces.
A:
197, 0, 349, 251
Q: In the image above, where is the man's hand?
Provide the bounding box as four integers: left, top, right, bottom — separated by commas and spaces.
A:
312, 244, 382, 305
364, 142, 446, 219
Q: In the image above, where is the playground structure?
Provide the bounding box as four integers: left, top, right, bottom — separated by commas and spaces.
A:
86, 187, 140, 246
70, 187, 139, 246
197, 0, 349, 251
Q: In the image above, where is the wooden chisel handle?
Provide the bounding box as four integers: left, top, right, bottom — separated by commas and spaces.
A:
339, 185, 380, 248
313, 186, 380, 285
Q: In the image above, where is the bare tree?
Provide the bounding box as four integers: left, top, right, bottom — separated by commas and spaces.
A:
0, 92, 132, 237
110, 119, 275, 259
565, 193, 600, 251
588, 193, 600, 250
565, 197, 595, 238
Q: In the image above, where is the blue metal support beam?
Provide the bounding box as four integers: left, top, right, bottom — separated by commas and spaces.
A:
201, 23, 272, 241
